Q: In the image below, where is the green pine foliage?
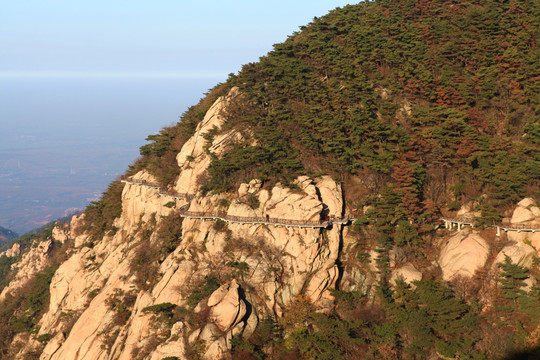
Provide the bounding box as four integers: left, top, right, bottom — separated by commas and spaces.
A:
388, 279, 482, 359
496, 255, 529, 306
2, 1, 531, 359
0, 255, 17, 294
285, 313, 364, 360
133, 83, 230, 187
476, 199, 503, 227
83, 180, 124, 241
9, 264, 59, 333
0, 263, 60, 356
196, 0, 539, 222
492, 256, 540, 352
185, 275, 220, 309
0, 218, 75, 357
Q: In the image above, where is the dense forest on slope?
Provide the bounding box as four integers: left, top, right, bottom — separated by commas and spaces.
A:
129, 0, 540, 358
141, 0, 539, 216
223, 0, 539, 208
135, 0, 540, 259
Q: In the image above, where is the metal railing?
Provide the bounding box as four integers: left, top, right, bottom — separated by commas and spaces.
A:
497, 223, 540, 230
121, 177, 193, 201
441, 217, 540, 234
122, 177, 352, 228
180, 210, 331, 228
122, 178, 539, 232
441, 217, 475, 224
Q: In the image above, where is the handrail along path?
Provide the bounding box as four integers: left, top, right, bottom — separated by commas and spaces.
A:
122, 177, 538, 234
121, 177, 353, 229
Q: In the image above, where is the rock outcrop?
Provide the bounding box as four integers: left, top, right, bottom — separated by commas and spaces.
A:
4, 89, 346, 360
0, 239, 54, 301
507, 198, 540, 250
2, 242, 21, 258
52, 224, 69, 243
390, 263, 422, 286
457, 202, 481, 218
491, 240, 537, 291
510, 198, 540, 224
175, 87, 242, 195
208, 280, 250, 332
439, 230, 490, 281
493, 241, 536, 269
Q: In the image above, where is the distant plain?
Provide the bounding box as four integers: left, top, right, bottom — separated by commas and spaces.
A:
0, 77, 221, 233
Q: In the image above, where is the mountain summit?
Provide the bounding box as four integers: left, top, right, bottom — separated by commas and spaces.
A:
0, 1, 539, 359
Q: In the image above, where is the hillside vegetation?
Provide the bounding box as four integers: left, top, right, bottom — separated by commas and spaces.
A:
144, 0, 539, 215
133, 0, 540, 357
0, 0, 539, 359
228, 0, 539, 204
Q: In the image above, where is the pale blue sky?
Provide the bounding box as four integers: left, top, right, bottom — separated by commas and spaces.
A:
0, 0, 357, 233
1, 0, 357, 149
1, 1, 356, 77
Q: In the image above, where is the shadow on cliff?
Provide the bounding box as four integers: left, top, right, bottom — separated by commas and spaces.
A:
502, 346, 540, 360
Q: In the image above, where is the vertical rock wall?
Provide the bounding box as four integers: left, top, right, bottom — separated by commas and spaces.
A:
8, 88, 349, 360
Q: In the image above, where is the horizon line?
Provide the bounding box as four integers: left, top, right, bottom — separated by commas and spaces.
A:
0, 71, 230, 79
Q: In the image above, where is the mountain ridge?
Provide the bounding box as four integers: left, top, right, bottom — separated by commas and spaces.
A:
0, 1, 539, 359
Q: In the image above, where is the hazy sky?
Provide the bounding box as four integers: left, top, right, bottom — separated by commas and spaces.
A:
0, 0, 357, 233
1, 0, 357, 146
1, 1, 356, 78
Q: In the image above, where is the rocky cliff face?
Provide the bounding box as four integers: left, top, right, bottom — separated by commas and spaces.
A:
1, 0, 538, 357
1, 86, 539, 360
2, 89, 346, 359
0, 240, 53, 302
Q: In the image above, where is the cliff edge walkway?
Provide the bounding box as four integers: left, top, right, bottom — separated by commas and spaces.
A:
121, 177, 353, 229
122, 177, 540, 234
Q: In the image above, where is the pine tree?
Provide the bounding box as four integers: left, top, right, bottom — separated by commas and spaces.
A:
389, 279, 481, 359
496, 255, 529, 307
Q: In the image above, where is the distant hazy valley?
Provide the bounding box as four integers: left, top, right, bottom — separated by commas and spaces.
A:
0, 225, 17, 246
0, 141, 137, 233
0, 77, 219, 234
